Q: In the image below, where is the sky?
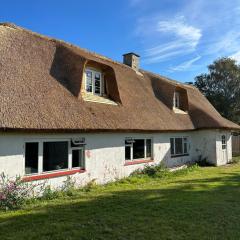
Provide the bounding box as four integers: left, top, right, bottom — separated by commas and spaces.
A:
1, 0, 240, 82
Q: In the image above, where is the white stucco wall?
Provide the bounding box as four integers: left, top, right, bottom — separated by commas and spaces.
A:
0, 130, 232, 188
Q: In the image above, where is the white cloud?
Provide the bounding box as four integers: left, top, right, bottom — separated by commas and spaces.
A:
207, 31, 240, 55
169, 55, 201, 72
142, 16, 202, 63
230, 51, 240, 62
157, 16, 202, 44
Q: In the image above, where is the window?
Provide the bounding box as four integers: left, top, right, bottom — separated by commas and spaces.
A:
43, 141, 68, 172
25, 142, 39, 175
125, 138, 153, 161
24, 139, 86, 176
173, 92, 180, 109
170, 137, 189, 157
85, 68, 103, 95
222, 135, 226, 150
72, 148, 85, 169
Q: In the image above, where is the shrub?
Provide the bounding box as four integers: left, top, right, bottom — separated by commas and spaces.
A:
82, 179, 97, 192
195, 156, 213, 167
41, 185, 62, 200
131, 164, 170, 178
231, 156, 240, 164
0, 173, 36, 210
131, 163, 199, 179
61, 176, 77, 196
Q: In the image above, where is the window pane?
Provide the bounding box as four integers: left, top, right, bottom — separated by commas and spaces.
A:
94, 73, 101, 94
125, 145, 131, 160
133, 139, 144, 159
170, 138, 174, 155
183, 137, 188, 154
184, 142, 188, 154
146, 139, 152, 158
175, 138, 183, 155
86, 70, 92, 93
25, 142, 38, 174
72, 149, 84, 168
174, 92, 180, 108
43, 142, 68, 172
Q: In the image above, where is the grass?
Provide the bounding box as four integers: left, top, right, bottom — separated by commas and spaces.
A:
1, 163, 240, 240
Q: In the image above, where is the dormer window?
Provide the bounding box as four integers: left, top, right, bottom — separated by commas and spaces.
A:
85, 68, 103, 96
173, 91, 180, 109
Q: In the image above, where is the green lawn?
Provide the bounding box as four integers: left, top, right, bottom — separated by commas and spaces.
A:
1, 163, 240, 240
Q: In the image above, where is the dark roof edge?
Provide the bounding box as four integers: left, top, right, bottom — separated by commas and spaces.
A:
0, 127, 237, 134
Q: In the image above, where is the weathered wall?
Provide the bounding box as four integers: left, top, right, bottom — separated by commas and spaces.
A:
0, 130, 231, 188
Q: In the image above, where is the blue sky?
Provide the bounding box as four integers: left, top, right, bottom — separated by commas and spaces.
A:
1, 0, 240, 82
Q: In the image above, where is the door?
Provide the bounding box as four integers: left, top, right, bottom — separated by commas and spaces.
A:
221, 135, 228, 164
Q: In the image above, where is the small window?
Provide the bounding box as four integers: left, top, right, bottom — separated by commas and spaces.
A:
25, 142, 39, 175
72, 148, 85, 168
222, 135, 226, 150
85, 68, 103, 96
125, 138, 153, 161
170, 137, 189, 157
43, 141, 68, 172
173, 92, 180, 109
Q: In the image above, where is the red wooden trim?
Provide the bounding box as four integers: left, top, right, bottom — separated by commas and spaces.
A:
124, 159, 153, 166
23, 169, 85, 182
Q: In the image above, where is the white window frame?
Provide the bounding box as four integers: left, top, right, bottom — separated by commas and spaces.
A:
173, 91, 180, 109
170, 137, 189, 157
24, 139, 85, 176
85, 68, 103, 96
222, 135, 227, 150
71, 146, 85, 169
125, 138, 153, 161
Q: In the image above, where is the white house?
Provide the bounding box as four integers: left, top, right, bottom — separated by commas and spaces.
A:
0, 23, 239, 188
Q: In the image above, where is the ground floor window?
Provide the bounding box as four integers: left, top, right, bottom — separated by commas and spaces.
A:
125, 138, 153, 161
24, 140, 85, 175
170, 137, 189, 157
72, 148, 85, 168
25, 142, 39, 174
43, 141, 68, 172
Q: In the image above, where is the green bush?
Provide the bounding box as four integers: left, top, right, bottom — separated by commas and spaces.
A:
41, 185, 62, 200
82, 179, 97, 192
131, 163, 199, 179
231, 156, 240, 164
0, 173, 36, 210
61, 176, 77, 196
131, 164, 170, 178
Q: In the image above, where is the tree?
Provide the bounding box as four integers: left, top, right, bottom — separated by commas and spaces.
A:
194, 57, 240, 123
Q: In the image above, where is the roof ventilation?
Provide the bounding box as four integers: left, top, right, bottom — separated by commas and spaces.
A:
123, 52, 140, 72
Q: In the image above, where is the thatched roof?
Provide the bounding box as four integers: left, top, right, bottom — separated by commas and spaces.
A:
0, 23, 239, 133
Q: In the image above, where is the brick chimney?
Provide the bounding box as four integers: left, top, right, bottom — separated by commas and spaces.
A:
123, 52, 140, 71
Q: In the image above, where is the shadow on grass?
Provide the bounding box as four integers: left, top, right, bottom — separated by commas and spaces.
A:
1, 172, 240, 240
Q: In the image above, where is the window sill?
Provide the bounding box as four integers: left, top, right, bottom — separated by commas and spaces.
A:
124, 159, 153, 166
23, 169, 86, 182
82, 92, 118, 105
171, 154, 189, 158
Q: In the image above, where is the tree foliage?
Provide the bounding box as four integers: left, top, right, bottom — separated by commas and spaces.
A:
194, 57, 240, 123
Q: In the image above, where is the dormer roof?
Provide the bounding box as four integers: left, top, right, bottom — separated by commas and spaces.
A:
0, 23, 238, 132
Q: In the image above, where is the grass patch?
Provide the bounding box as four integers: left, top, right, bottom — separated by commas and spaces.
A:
232, 155, 240, 164
1, 164, 240, 239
